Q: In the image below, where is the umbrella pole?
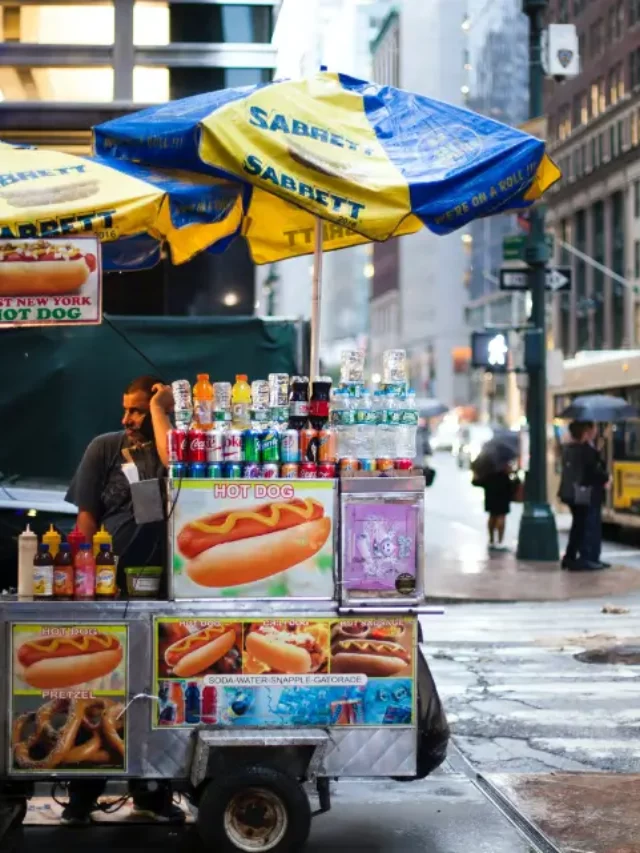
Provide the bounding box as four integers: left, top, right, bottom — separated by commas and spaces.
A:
309, 217, 323, 379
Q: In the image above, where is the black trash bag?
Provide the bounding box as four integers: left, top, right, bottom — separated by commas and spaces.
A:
415, 646, 450, 777
392, 644, 450, 781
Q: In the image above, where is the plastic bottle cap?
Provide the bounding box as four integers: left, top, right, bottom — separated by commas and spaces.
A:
100, 543, 111, 551
59, 543, 70, 551
79, 542, 91, 550
236, 374, 248, 381
197, 373, 209, 380
38, 543, 49, 553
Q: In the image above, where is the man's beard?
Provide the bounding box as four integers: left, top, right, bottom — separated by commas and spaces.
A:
127, 413, 154, 446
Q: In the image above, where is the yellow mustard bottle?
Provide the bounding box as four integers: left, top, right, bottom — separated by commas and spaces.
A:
42, 523, 61, 559
92, 524, 113, 556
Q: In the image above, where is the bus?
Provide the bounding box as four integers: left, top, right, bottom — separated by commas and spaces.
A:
548, 350, 640, 529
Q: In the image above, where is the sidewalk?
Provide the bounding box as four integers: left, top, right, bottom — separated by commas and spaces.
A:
425, 546, 640, 602
424, 456, 640, 603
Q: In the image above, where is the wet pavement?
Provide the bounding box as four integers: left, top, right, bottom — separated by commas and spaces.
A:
2, 770, 536, 853
424, 455, 640, 601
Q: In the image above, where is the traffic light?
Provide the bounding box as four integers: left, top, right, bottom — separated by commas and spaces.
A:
471, 331, 510, 371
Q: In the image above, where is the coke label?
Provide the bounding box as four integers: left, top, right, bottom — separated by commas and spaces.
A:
205, 428, 224, 462
188, 429, 207, 463
167, 428, 188, 463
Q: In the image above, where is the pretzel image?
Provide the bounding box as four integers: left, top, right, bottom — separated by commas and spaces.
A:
12, 697, 126, 770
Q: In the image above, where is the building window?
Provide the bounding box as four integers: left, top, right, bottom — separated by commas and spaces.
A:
635, 181, 640, 217
608, 69, 618, 105
618, 63, 626, 99
618, 0, 626, 39
573, 96, 582, 128
635, 240, 640, 278
618, 119, 625, 150
610, 124, 617, 158
609, 5, 616, 40
633, 110, 639, 146
599, 77, 606, 112
590, 84, 599, 118
631, 49, 640, 89
593, 201, 605, 348
612, 191, 626, 347
599, 132, 605, 162
591, 136, 597, 169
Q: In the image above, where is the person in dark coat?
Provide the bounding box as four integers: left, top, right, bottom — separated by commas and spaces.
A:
559, 421, 609, 571
480, 464, 513, 550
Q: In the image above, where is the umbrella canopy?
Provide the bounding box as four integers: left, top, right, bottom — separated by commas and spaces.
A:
471, 432, 519, 477
0, 143, 244, 266
559, 394, 639, 422
416, 398, 449, 418
94, 71, 560, 264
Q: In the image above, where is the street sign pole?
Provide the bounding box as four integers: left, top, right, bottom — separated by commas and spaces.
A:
517, 0, 559, 562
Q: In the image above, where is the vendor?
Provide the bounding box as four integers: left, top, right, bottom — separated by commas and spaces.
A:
65, 375, 174, 587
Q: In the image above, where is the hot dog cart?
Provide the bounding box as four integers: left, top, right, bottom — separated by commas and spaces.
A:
0, 473, 448, 853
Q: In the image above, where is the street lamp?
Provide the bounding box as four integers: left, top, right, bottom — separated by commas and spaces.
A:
516, 0, 559, 562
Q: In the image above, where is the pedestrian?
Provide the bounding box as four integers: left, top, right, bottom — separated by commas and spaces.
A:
558, 421, 609, 571
475, 463, 513, 551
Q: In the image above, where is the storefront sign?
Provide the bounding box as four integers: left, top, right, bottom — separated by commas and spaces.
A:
342, 501, 419, 595
153, 616, 414, 729
0, 237, 102, 328
171, 479, 336, 599
10, 624, 127, 774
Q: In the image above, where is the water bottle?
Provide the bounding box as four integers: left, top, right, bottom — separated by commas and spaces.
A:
398, 388, 418, 460
373, 390, 387, 458
355, 390, 376, 463
385, 388, 402, 459
331, 389, 351, 458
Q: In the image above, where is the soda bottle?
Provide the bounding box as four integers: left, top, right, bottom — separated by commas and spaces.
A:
92, 523, 112, 556
201, 686, 217, 724
33, 543, 53, 600
231, 374, 251, 429
95, 543, 117, 599
53, 542, 74, 600
309, 376, 332, 430
74, 542, 96, 600
288, 376, 310, 430
193, 373, 214, 429
42, 524, 61, 559
18, 524, 38, 600
185, 682, 201, 724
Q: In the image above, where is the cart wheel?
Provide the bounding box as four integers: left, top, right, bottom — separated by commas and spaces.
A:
197, 765, 311, 853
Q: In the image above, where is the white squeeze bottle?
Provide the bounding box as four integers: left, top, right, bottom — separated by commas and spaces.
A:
18, 524, 38, 599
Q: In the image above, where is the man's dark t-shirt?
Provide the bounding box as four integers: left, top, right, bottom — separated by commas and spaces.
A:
65, 431, 165, 577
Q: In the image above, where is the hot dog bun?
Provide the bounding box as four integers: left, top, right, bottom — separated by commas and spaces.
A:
245, 631, 312, 674
178, 498, 325, 559
186, 516, 331, 588
330, 639, 410, 677
165, 627, 236, 677
0, 259, 88, 295
21, 648, 123, 689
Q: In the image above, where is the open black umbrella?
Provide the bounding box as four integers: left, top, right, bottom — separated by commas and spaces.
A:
417, 398, 449, 418
560, 394, 638, 422
471, 432, 519, 478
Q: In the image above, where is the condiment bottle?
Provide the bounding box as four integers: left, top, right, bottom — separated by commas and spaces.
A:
95, 543, 117, 600
92, 524, 112, 556
18, 524, 38, 600
53, 542, 74, 600
33, 543, 53, 600
74, 542, 96, 600
42, 524, 61, 558
67, 524, 86, 562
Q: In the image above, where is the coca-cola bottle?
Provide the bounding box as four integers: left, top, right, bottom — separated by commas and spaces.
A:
309, 376, 332, 430
288, 376, 310, 430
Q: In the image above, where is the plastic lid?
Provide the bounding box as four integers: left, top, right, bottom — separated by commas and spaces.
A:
59, 542, 70, 551
79, 542, 91, 550
197, 373, 210, 380
38, 543, 49, 552
99, 543, 111, 551
236, 374, 248, 381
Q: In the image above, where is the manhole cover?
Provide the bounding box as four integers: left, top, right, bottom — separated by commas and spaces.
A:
575, 645, 640, 665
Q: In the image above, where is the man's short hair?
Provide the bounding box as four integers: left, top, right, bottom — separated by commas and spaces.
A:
125, 375, 162, 397
568, 420, 593, 440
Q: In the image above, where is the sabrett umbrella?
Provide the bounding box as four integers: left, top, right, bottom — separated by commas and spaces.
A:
559, 394, 639, 422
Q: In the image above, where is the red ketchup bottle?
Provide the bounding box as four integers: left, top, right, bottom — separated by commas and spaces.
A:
67, 524, 86, 563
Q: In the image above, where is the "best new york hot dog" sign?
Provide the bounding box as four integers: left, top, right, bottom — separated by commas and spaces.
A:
0, 237, 102, 328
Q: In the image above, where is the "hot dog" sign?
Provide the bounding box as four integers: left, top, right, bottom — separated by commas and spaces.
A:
171, 480, 336, 599
0, 236, 102, 328
154, 617, 415, 729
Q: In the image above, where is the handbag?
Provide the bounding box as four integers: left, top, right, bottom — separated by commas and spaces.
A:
572, 484, 592, 506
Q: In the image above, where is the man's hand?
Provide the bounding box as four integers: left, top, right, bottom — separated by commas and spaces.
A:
151, 383, 174, 414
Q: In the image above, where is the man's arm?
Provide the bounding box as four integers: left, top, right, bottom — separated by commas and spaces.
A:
150, 384, 174, 468
77, 509, 98, 543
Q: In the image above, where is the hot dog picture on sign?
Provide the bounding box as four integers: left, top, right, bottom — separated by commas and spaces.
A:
154, 617, 414, 729
11, 624, 127, 774
171, 480, 336, 598
0, 237, 101, 327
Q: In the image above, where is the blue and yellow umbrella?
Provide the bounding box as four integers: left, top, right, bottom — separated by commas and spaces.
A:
94, 71, 560, 264
0, 143, 244, 268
